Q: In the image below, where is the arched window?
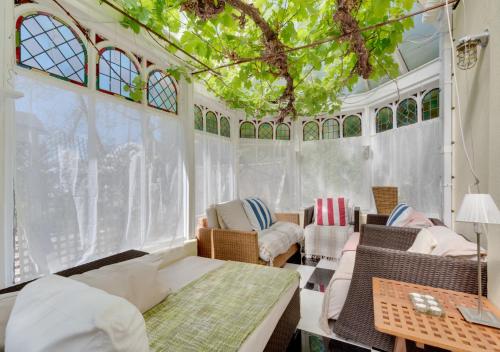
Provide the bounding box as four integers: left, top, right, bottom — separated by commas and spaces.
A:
16, 13, 87, 85
343, 115, 362, 137
98, 48, 139, 100
322, 118, 340, 139
397, 98, 417, 127
240, 122, 256, 139
258, 123, 273, 140
276, 123, 290, 141
422, 88, 440, 120
147, 70, 177, 113
220, 116, 230, 138
194, 105, 203, 131
205, 111, 218, 134
376, 107, 393, 133
303, 121, 319, 141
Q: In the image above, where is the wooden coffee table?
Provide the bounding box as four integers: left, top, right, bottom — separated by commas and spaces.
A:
372, 277, 500, 352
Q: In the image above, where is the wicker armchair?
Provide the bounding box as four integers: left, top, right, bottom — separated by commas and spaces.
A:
197, 212, 301, 267
331, 217, 487, 352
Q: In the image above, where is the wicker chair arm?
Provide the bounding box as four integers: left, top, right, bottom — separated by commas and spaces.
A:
366, 213, 389, 225
303, 206, 315, 228
359, 224, 420, 251
211, 229, 260, 264
275, 212, 300, 225
334, 245, 487, 351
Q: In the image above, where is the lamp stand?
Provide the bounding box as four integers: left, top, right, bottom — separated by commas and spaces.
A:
458, 225, 500, 328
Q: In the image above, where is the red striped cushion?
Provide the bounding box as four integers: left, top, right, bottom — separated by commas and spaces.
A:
314, 197, 348, 226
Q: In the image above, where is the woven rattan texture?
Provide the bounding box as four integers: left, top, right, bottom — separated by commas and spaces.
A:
372, 186, 398, 215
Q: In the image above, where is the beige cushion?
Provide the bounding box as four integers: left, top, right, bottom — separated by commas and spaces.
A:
428, 226, 486, 257
215, 200, 253, 231
71, 259, 169, 313
0, 292, 17, 351
206, 205, 220, 228
6, 275, 148, 352
408, 228, 438, 254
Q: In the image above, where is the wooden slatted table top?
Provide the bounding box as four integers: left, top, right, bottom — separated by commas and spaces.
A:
373, 278, 500, 352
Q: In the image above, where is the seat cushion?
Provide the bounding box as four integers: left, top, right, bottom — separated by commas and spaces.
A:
304, 224, 352, 259
5, 275, 149, 352
258, 222, 303, 262
215, 200, 253, 232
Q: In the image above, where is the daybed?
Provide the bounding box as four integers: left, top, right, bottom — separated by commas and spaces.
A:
197, 199, 303, 267
0, 250, 300, 352
323, 214, 487, 352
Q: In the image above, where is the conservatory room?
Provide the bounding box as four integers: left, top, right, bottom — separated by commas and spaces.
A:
1, 0, 500, 351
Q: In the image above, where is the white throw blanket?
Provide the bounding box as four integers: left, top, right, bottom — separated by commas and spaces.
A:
304, 225, 352, 260
258, 221, 304, 263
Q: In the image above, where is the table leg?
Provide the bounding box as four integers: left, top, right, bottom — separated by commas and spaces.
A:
393, 337, 407, 352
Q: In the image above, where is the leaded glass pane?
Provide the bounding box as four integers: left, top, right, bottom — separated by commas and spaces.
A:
17, 14, 87, 85
240, 122, 255, 138
220, 116, 230, 137
322, 118, 340, 139
397, 98, 417, 127
303, 121, 319, 141
376, 107, 393, 133
148, 70, 177, 113
194, 105, 203, 131
258, 123, 273, 139
206, 111, 218, 134
98, 48, 139, 99
422, 88, 440, 120
276, 123, 290, 140
343, 115, 362, 137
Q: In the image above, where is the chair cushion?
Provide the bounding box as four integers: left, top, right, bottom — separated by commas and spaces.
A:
428, 226, 486, 257
215, 200, 253, 232
5, 275, 149, 352
258, 222, 303, 262
314, 197, 349, 226
242, 198, 275, 231
206, 205, 220, 228
0, 292, 17, 351
407, 228, 437, 254
386, 203, 412, 226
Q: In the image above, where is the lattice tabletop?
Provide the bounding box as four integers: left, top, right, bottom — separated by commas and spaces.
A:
373, 278, 500, 352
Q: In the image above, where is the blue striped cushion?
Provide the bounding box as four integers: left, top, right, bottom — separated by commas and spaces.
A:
242, 198, 274, 231
386, 203, 411, 226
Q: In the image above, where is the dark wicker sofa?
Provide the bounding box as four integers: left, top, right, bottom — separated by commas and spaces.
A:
330, 214, 487, 351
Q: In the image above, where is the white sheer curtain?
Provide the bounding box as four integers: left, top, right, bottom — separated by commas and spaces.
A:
370, 118, 443, 217
300, 137, 372, 211
14, 74, 186, 283
194, 131, 235, 219
238, 140, 299, 212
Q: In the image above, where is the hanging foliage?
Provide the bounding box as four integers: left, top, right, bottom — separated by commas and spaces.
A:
116, 0, 415, 119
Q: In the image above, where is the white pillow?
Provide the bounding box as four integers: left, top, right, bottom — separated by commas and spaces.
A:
428, 226, 486, 257
5, 275, 149, 352
71, 259, 169, 313
206, 205, 220, 228
408, 228, 438, 254
0, 292, 17, 351
215, 200, 253, 231
242, 198, 275, 231
386, 203, 413, 226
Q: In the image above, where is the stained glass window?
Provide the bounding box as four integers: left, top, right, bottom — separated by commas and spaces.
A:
240, 122, 255, 138
376, 107, 393, 133
220, 116, 230, 137
98, 48, 139, 100
276, 123, 290, 140
206, 111, 218, 134
148, 70, 177, 113
258, 123, 273, 140
322, 118, 340, 139
194, 105, 203, 131
422, 88, 440, 120
303, 121, 319, 141
343, 115, 362, 137
397, 98, 418, 127
16, 13, 87, 85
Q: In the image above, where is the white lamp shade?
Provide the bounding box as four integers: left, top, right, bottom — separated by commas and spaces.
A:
456, 193, 500, 224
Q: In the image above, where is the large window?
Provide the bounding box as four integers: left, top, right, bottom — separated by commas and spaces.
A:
303, 121, 319, 141
194, 105, 203, 131
376, 107, 393, 133
147, 70, 177, 113
276, 123, 290, 141
220, 116, 231, 137
16, 13, 87, 85
205, 111, 218, 134
397, 98, 417, 127
258, 123, 273, 140
343, 115, 362, 137
322, 118, 340, 139
97, 48, 139, 100
240, 122, 256, 138
422, 88, 440, 120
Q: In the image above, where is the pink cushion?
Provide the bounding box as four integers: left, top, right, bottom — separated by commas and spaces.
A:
314, 197, 348, 226
401, 209, 433, 228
